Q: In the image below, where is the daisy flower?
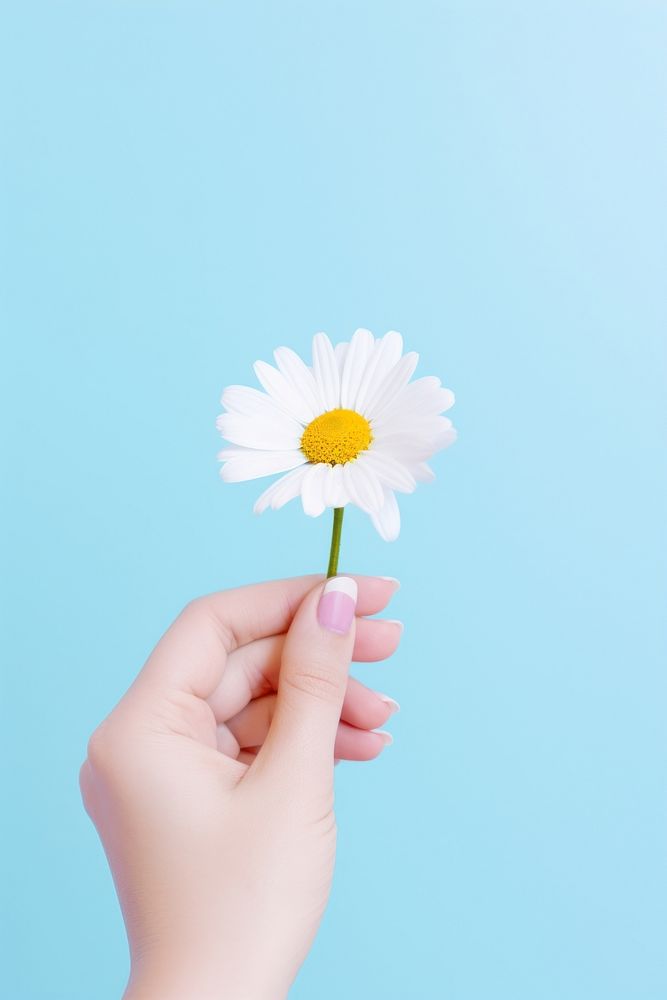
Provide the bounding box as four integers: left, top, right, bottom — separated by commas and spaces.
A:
217, 328, 456, 574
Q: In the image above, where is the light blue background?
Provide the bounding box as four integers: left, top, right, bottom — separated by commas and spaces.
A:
2, 2, 666, 998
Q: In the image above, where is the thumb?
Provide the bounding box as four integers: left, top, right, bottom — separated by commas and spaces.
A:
253, 575, 358, 783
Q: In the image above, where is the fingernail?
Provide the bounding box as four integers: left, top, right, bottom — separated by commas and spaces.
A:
374, 730, 394, 746
317, 576, 358, 635
385, 619, 404, 633
377, 694, 401, 715
378, 576, 401, 590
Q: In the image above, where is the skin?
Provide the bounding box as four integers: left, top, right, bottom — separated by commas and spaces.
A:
80, 574, 401, 1000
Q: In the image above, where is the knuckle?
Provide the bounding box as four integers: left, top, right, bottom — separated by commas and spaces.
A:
85, 715, 141, 790
181, 595, 236, 650
161, 689, 216, 738
282, 661, 344, 704
78, 758, 96, 816
182, 594, 207, 616
85, 717, 120, 774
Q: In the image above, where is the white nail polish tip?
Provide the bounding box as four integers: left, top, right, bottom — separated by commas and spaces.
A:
378, 694, 401, 714
378, 575, 401, 588
384, 618, 404, 632
374, 729, 394, 746
323, 576, 358, 601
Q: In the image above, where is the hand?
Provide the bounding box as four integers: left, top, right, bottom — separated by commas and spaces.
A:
80, 574, 402, 1000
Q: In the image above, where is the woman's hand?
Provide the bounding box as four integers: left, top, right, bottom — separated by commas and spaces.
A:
80, 574, 401, 1000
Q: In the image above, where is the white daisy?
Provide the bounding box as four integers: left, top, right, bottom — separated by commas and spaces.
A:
216, 328, 456, 542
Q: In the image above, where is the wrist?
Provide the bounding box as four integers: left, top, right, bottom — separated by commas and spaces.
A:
125, 983, 286, 1000
125, 991, 283, 1000
123, 965, 289, 1000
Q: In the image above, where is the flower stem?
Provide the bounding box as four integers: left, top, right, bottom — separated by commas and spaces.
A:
326, 507, 345, 578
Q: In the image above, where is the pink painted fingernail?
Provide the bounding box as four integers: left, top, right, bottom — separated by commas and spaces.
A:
317, 576, 358, 635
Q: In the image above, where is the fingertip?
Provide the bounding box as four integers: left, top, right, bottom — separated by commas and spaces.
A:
352, 616, 403, 662
376, 694, 401, 715
333, 721, 396, 761
351, 574, 401, 616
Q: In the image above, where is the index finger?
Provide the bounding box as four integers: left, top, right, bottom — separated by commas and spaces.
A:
137, 574, 400, 699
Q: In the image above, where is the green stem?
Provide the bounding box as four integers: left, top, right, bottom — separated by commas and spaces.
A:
326, 507, 345, 578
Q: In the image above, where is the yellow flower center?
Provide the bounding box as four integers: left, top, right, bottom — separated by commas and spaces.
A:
300, 408, 373, 465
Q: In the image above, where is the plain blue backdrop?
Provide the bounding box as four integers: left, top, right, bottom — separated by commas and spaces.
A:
2, 2, 666, 998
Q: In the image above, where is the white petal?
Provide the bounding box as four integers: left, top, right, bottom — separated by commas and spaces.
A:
370, 489, 401, 541
375, 417, 455, 457
220, 385, 304, 432
253, 474, 289, 514
334, 341, 348, 376
435, 427, 458, 449
300, 462, 329, 517
219, 449, 307, 482
341, 460, 382, 513
374, 413, 453, 440
369, 415, 454, 466
372, 431, 441, 463
312, 333, 341, 411
363, 449, 417, 493
365, 351, 419, 420
324, 463, 349, 507
342, 462, 367, 512
253, 465, 310, 513
216, 413, 302, 451
372, 429, 456, 468
319, 464, 336, 508
273, 346, 324, 416
352, 453, 383, 510
220, 385, 267, 414
395, 378, 451, 417
441, 387, 456, 412
355, 331, 404, 416
322, 463, 352, 508
340, 328, 375, 410
373, 377, 454, 429
253, 360, 314, 424
412, 462, 436, 482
